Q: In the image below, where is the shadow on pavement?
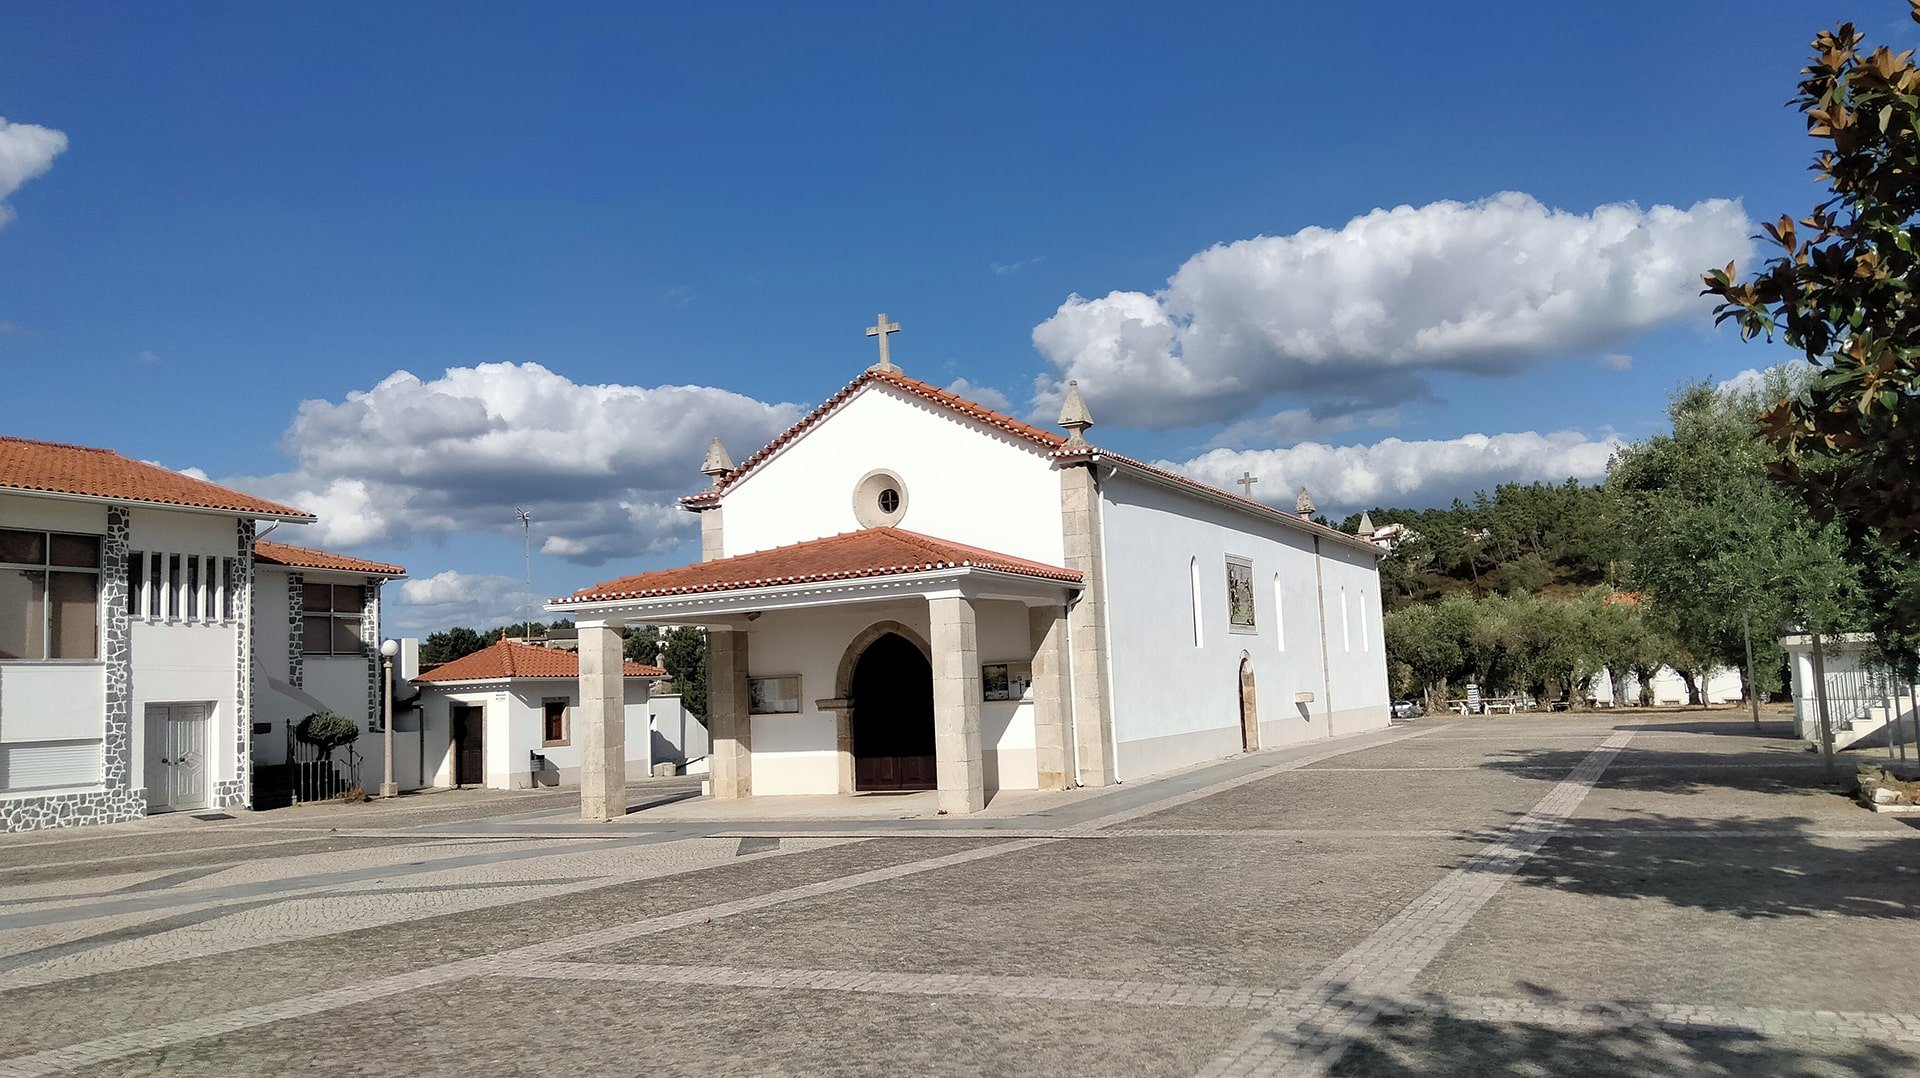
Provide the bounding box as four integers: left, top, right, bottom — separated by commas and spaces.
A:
1500, 812, 1920, 922
1322, 984, 1920, 1077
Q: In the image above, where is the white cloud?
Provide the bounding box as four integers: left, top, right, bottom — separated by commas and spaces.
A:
1032, 192, 1753, 426
389, 570, 538, 635
991, 256, 1045, 276
226, 362, 804, 564
944, 377, 1013, 413
138, 350, 161, 365
1715, 367, 1768, 398
1166, 429, 1625, 514
0, 117, 68, 228
1601, 352, 1633, 371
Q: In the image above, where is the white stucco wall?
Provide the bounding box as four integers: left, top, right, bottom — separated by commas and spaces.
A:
1098, 473, 1390, 780
127, 507, 245, 804
413, 679, 653, 791
740, 597, 1040, 796
719, 383, 1066, 566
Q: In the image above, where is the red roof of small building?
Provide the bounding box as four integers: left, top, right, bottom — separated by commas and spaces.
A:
254, 539, 406, 577
414, 640, 666, 683
556, 527, 1082, 606
0, 435, 313, 520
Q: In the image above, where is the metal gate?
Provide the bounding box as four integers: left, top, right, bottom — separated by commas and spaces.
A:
285, 723, 364, 803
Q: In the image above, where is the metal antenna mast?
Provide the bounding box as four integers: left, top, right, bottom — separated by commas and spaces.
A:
515, 507, 533, 641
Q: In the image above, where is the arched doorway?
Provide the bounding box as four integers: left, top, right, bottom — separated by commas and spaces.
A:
1239, 652, 1259, 753
850, 632, 936, 790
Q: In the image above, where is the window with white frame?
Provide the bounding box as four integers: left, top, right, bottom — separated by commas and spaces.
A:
127, 551, 233, 626
0, 528, 101, 661
302, 583, 365, 656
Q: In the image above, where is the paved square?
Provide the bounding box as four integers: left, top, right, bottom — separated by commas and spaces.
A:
0, 712, 1914, 1076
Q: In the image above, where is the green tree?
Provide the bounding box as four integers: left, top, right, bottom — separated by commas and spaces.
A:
1609, 378, 1861, 702
419, 626, 486, 666
1703, 14, 1920, 642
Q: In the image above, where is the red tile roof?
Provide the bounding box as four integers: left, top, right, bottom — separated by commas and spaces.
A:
557, 527, 1082, 606
0, 435, 313, 520
682, 369, 1064, 507
414, 640, 666, 683
254, 539, 406, 577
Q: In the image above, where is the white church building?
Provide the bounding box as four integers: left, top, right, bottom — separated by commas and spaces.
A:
552, 350, 1390, 818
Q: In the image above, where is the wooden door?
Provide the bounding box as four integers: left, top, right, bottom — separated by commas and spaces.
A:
850, 634, 936, 791
452, 704, 484, 786
1239, 656, 1259, 753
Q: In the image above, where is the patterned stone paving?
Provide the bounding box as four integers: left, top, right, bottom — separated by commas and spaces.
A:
0, 712, 1912, 1076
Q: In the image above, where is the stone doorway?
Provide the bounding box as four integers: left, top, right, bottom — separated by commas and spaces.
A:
1239, 652, 1260, 753
849, 632, 936, 791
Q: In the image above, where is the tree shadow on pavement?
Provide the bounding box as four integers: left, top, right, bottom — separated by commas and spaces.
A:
1503, 812, 1920, 921
1317, 986, 1920, 1077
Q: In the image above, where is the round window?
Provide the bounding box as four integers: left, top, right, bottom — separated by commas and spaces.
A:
853, 471, 908, 527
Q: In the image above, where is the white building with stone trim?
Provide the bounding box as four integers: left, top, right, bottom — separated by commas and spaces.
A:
249, 540, 408, 806
0, 435, 402, 832
551, 364, 1391, 819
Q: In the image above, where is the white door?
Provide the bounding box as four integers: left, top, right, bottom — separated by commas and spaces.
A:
144, 704, 211, 812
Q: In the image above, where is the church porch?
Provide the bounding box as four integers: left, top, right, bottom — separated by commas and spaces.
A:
550, 530, 1084, 820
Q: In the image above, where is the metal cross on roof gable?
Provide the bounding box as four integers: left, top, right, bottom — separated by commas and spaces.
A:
866, 312, 901, 372
1236, 472, 1259, 497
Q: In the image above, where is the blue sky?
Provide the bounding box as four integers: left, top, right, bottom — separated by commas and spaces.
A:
0, 2, 1904, 633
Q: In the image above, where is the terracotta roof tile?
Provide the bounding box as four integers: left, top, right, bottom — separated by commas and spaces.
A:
557, 527, 1082, 605
682, 369, 1063, 506
0, 435, 313, 520
254, 539, 406, 577
415, 640, 666, 683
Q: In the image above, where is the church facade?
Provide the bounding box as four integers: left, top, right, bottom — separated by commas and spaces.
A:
552, 361, 1389, 817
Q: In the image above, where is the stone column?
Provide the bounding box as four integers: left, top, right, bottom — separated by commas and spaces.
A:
1028, 604, 1071, 792
231, 521, 255, 811
698, 508, 724, 562
822, 699, 854, 794
100, 506, 140, 822
930, 595, 985, 814
1060, 464, 1116, 786
578, 620, 627, 821
708, 628, 752, 799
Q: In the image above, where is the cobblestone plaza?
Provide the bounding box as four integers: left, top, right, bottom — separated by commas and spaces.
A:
0, 711, 1915, 1076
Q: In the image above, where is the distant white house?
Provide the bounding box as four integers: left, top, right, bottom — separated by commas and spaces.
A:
1591, 666, 1747, 708
411, 640, 666, 790
0, 434, 403, 832
1355, 512, 1417, 554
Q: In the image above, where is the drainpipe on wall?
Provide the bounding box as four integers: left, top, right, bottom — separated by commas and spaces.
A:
1313, 536, 1335, 735
1062, 597, 1082, 786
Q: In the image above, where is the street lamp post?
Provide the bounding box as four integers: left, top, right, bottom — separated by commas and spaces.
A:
379, 638, 400, 799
